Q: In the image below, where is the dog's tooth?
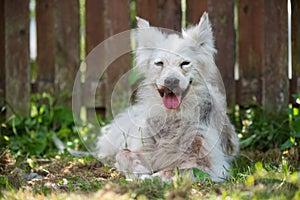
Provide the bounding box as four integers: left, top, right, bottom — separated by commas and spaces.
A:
158, 90, 164, 97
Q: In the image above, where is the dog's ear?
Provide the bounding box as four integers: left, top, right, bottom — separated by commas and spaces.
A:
135, 17, 165, 49
182, 12, 214, 48
136, 16, 150, 28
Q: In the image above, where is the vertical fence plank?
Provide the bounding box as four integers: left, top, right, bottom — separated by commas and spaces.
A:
237, 0, 263, 106
291, 0, 300, 99
186, 0, 208, 25
0, 0, 4, 111
5, 0, 30, 117
208, 0, 235, 107
86, 0, 105, 54
85, 0, 106, 118
104, 0, 131, 117
262, 0, 288, 112
105, 0, 131, 36
1, 0, 293, 119
54, 0, 80, 107
136, 0, 181, 31
36, 0, 55, 95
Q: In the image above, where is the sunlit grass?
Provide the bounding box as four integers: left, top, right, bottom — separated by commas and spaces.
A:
1, 93, 300, 199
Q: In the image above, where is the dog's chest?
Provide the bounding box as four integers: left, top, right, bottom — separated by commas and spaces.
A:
146, 116, 173, 135
146, 116, 196, 140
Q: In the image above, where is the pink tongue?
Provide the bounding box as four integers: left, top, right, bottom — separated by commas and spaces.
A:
163, 95, 181, 109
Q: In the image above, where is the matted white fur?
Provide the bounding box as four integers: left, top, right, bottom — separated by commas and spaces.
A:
96, 12, 239, 182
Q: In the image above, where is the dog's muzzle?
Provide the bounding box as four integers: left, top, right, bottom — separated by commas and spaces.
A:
157, 77, 191, 109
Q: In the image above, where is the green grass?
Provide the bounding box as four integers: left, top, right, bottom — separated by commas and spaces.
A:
1, 152, 299, 199
0, 93, 300, 199
0, 149, 300, 199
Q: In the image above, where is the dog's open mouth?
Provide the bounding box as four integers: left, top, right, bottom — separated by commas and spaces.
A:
157, 81, 191, 109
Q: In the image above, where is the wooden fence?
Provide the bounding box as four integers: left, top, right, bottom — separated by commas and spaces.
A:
0, 0, 299, 118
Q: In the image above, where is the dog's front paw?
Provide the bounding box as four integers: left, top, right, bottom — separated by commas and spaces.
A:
115, 149, 150, 179
152, 169, 175, 182
140, 174, 153, 180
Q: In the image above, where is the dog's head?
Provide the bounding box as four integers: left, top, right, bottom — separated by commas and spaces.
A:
134, 13, 218, 110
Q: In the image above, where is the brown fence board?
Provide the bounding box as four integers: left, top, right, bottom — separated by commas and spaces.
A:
208, 0, 235, 107
85, 0, 106, 118
237, 0, 263, 106
105, 0, 131, 36
186, 0, 208, 25
36, 0, 55, 94
86, 0, 105, 54
0, 0, 294, 118
54, 0, 80, 107
0, 0, 4, 109
136, 0, 181, 31
104, 0, 131, 117
262, 0, 289, 112
291, 0, 300, 99
5, 0, 30, 117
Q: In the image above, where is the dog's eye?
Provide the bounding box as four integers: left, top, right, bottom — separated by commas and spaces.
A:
180, 61, 190, 68
154, 61, 164, 67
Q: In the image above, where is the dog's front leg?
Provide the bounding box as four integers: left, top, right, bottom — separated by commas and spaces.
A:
115, 149, 152, 179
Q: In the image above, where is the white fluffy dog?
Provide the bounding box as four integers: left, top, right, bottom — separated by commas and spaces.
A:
96, 12, 239, 182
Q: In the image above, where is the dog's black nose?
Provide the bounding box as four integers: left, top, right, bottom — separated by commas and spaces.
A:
164, 77, 180, 90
